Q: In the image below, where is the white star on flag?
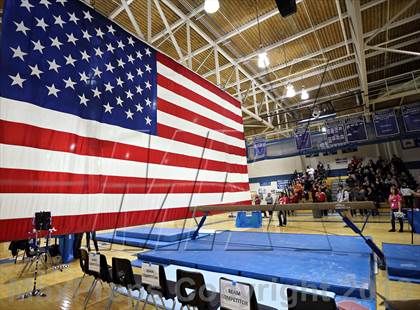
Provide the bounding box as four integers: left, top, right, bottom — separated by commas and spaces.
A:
127, 72, 134, 81
145, 98, 152, 107
135, 104, 143, 112
145, 64, 152, 73
128, 37, 135, 46
68, 12, 80, 24
83, 10, 93, 22
107, 25, 116, 35
93, 66, 102, 77
14, 21, 30, 35
105, 62, 115, 72
136, 85, 143, 94
31, 40, 45, 54
64, 54, 77, 66
136, 51, 143, 59
116, 77, 124, 87
145, 48, 152, 56
104, 82, 114, 93
117, 40, 125, 49
127, 54, 135, 64
29, 64, 43, 79
20, 0, 34, 12
125, 89, 134, 100
95, 28, 105, 39
35, 17, 48, 31
145, 80, 152, 90
116, 96, 123, 106
82, 29, 92, 41
117, 58, 125, 68
9, 72, 26, 87
145, 116, 152, 125
40, 0, 51, 8
10, 46, 27, 61
66, 33, 78, 45
79, 93, 89, 106
125, 109, 134, 119
80, 50, 90, 62
63, 77, 77, 89
50, 36, 63, 49
53, 15, 66, 28
94, 47, 104, 58
106, 43, 115, 53
137, 68, 144, 77
46, 83, 60, 97
103, 103, 114, 113
47, 59, 61, 72
79, 71, 89, 84
92, 87, 102, 98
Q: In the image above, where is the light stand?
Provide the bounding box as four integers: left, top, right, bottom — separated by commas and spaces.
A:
19, 229, 47, 299
19, 211, 52, 299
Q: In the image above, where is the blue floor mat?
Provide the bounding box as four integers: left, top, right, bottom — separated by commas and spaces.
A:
383, 243, 420, 282
97, 232, 208, 249
138, 231, 374, 299
116, 227, 196, 242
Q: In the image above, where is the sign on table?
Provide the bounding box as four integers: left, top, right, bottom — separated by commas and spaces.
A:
88, 253, 100, 273
220, 278, 251, 310
142, 262, 160, 288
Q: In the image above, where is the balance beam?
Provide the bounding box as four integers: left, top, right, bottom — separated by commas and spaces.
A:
193, 201, 375, 212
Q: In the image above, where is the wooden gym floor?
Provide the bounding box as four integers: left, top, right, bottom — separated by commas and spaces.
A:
0, 213, 419, 309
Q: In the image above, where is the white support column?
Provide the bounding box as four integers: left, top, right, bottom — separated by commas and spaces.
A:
153, 0, 184, 61
252, 82, 257, 115
186, 22, 192, 69
147, 0, 152, 42
214, 45, 220, 86
121, 0, 145, 39
235, 66, 242, 102
264, 94, 271, 124
345, 0, 369, 108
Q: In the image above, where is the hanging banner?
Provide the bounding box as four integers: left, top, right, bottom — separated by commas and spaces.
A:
344, 116, 368, 142
401, 103, 420, 132
294, 127, 312, 150
373, 108, 399, 137
253, 136, 266, 159
325, 120, 347, 146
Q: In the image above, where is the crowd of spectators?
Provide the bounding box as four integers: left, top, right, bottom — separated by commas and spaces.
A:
345, 155, 417, 212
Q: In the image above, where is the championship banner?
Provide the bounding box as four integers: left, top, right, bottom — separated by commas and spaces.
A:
253, 135, 267, 159
0, 0, 250, 241
294, 127, 312, 150
373, 108, 399, 137
401, 103, 420, 132
325, 119, 347, 146
344, 115, 368, 142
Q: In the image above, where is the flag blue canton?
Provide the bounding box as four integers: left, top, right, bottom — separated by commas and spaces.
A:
0, 0, 157, 134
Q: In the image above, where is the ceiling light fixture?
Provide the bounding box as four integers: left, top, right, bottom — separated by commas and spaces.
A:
301, 86, 309, 100
255, 0, 269, 69
286, 84, 295, 97
257, 51, 269, 68
204, 0, 220, 14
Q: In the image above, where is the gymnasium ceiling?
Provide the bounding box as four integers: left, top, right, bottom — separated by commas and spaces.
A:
2, 0, 420, 139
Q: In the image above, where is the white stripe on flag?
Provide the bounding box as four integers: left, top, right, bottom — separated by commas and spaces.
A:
0, 191, 251, 219
0, 97, 247, 165
0, 144, 249, 183
157, 62, 242, 117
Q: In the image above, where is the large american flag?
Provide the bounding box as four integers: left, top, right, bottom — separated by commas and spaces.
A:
0, 0, 250, 241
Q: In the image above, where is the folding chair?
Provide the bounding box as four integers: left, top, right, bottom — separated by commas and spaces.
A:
108, 257, 143, 310
141, 262, 177, 310
176, 269, 220, 310
83, 253, 113, 309
73, 249, 91, 299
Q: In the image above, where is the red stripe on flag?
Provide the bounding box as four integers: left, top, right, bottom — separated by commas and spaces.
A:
157, 123, 246, 157
0, 168, 250, 194
0, 120, 247, 174
157, 52, 241, 110
158, 74, 243, 125
158, 98, 245, 140
0, 201, 251, 242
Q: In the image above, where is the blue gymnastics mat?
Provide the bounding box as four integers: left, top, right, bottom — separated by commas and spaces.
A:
96, 233, 176, 249
116, 227, 196, 242
383, 243, 420, 283
138, 231, 374, 298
